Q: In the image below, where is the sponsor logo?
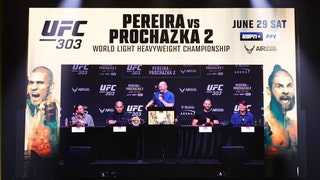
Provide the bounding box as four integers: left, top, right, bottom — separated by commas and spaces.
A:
181, 105, 195, 110
99, 84, 116, 96
180, 68, 198, 74
240, 32, 263, 41
234, 65, 250, 74
127, 105, 143, 117
40, 20, 87, 49
126, 65, 142, 76
180, 110, 196, 116
255, 46, 277, 51
72, 64, 89, 75
179, 87, 197, 93
179, 66, 200, 77
212, 108, 224, 113
233, 83, 252, 96
264, 32, 280, 41
41, 20, 87, 37
126, 84, 144, 97
244, 45, 277, 54
244, 45, 255, 54
234, 104, 252, 112
99, 65, 117, 76
98, 108, 114, 114
206, 84, 224, 96
72, 87, 90, 93
180, 105, 196, 116
205, 65, 224, 76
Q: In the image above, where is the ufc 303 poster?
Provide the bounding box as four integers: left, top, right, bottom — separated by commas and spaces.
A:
25, 8, 297, 177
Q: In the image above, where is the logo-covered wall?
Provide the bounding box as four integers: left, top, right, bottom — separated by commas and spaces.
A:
61, 64, 263, 126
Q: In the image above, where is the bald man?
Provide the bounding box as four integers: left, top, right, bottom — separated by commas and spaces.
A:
106, 101, 131, 126
145, 81, 175, 110
25, 66, 60, 178
25, 66, 60, 157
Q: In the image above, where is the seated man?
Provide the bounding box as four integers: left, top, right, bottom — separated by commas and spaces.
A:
192, 98, 220, 126
106, 101, 131, 126
230, 100, 255, 126
71, 104, 95, 127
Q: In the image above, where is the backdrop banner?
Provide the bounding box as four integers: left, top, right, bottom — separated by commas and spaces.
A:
26, 8, 297, 177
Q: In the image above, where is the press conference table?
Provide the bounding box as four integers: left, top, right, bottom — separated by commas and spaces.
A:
59, 125, 264, 162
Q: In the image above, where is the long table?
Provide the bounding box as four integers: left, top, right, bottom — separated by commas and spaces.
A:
59, 125, 264, 162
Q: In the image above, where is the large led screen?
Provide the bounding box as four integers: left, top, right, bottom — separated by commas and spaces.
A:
25, 8, 297, 178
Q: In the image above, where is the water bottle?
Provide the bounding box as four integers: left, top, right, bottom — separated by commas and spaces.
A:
65, 118, 68, 127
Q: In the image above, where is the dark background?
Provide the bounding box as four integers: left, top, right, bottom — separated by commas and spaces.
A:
2, 0, 320, 179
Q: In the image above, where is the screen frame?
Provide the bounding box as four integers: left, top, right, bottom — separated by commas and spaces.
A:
147, 107, 175, 125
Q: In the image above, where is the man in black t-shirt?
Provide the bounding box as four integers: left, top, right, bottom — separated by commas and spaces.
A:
192, 98, 220, 126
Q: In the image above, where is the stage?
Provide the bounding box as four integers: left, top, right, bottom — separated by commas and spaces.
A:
58, 158, 265, 178
56, 125, 265, 178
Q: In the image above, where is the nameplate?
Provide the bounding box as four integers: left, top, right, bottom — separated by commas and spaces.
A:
241, 126, 255, 133
113, 126, 127, 132
71, 126, 85, 133
199, 126, 212, 133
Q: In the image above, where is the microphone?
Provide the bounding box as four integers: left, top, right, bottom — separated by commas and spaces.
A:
205, 117, 210, 126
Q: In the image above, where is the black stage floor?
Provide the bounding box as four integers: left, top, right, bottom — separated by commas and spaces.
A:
58, 158, 265, 178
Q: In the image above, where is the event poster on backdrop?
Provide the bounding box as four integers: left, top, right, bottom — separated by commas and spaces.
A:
25, 8, 297, 177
